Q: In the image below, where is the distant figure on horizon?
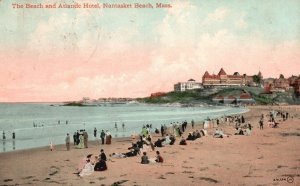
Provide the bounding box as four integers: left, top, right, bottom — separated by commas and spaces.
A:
115, 122, 118, 131
94, 128, 97, 138
2, 131, 5, 140
12, 131, 15, 139
122, 122, 125, 131
66, 120, 68, 125
58, 120, 60, 125
65, 133, 70, 151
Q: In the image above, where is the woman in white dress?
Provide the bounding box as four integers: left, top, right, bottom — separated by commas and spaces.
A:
79, 159, 94, 177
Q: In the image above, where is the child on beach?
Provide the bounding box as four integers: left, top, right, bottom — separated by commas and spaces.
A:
155, 151, 163, 163
141, 152, 150, 164
49, 141, 54, 151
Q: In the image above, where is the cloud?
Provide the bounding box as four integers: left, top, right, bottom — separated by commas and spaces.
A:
235, 13, 248, 29
205, 7, 230, 24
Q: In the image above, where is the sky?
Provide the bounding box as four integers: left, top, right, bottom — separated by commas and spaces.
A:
0, 0, 300, 102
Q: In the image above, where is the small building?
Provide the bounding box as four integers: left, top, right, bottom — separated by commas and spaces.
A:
263, 77, 290, 93
174, 79, 202, 92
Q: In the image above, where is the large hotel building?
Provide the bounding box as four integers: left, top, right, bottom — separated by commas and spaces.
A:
202, 68, 255, 87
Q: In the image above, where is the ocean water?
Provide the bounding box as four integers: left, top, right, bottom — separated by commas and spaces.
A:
0, 103, 248, 153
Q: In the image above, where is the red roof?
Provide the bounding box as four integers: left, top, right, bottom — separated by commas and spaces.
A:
240, 93, 252, 99
203, 71, 210, 77
218, 68, 227, 76
215, 95, 224, 99
227, 95, 236, 99
150, 92, 167, 98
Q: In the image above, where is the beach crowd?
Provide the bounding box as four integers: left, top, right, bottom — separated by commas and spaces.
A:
57, 108, 292, 178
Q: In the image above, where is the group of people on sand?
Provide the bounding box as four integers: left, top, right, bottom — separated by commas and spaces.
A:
72, 130, 89, 149
141, 151, 164, 164
76, 149, 108, 177
75, 109, 293, 177
186, 129, 207, 140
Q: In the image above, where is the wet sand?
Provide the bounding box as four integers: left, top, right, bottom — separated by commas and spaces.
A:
0, 105, 299, 186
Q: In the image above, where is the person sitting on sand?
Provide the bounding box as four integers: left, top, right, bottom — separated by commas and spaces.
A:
141, 152, 150, 164
234, 128, 244, 135
186, 132, 195, 141
200, 129, 207, 136
155, 128, 160, 134
94, 158, 107, 171
155, 151, 163, 163
244, 128, 251, 136
99, 149, 107, 161
110, 153, 126, 158
128, 143, 141, 155
214, 129, 224, 138
137, 138, 144, 149
272, 122, 279, 128
195, 130, 201, 139
79, 159, 94, 177
154, 138, 164, 147
163, 134, 171, 145
179, 137, 187, 145
169, 134, 176, 145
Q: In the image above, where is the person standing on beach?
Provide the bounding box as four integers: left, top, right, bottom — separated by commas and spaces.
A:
106, 130, 112, 145
191, 120, 195, 129
65, 133, 70, 151
122, 122, 125, 131
50, 141, 54, 151
83, 131, 88, 148
94, 128, 97, 138
12, 131, 15, 139
161, 125, 164, 137
73, 132, 76, 145
259, 118, 264, 130
100, 130, 106, 145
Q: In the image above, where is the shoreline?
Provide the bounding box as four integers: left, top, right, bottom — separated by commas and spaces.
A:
0, 105, 299, 185
0, 104, 249, 153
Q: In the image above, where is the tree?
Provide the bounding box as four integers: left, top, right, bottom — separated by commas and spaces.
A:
279, 74, 285, 79
253, 75, 261, 84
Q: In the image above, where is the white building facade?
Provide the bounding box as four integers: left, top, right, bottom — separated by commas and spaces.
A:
174, 79, 203, 92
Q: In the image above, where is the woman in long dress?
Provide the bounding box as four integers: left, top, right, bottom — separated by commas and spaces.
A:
77, 134, 84, 149
106, 131, 111, 145
79, 159, 94, 177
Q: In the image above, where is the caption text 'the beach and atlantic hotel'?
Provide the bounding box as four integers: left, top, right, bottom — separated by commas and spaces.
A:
12, 1, 173, 9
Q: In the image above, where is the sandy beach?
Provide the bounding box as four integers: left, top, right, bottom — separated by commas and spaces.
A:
0, 105, 299, 186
